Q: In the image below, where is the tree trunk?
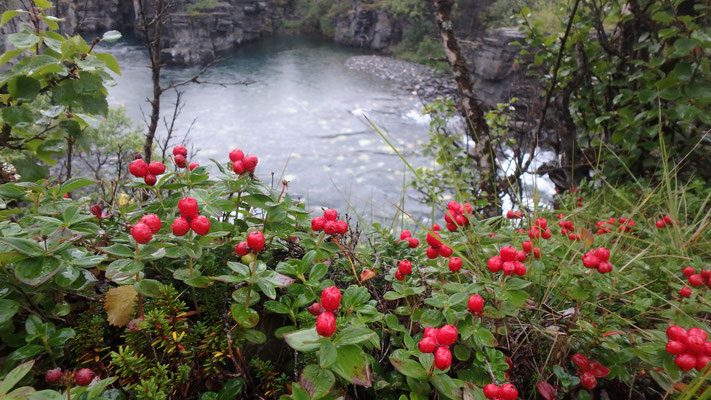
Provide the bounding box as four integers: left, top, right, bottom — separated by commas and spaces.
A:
429, 0, 499, 216
139, 0, 164, 164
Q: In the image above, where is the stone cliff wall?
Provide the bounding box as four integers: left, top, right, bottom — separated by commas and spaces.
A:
332, 2, 400, 51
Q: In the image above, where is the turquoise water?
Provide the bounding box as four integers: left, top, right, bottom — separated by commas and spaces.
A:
101, 35, 433, 220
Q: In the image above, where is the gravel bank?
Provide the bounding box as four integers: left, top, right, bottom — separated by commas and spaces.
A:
345, 55, 458, 104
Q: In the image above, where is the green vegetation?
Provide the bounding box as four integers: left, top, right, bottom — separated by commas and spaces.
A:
184, 0, 218, 16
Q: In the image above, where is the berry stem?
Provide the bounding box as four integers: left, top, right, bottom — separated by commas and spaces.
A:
333, 237, 361, 286
245, 255, 259, 307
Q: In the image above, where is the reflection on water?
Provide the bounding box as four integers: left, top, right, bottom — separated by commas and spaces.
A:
100, 35, 433, 221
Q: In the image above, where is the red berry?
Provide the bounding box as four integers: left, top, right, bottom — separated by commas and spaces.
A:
702, 269, 711, 279
522, 241, 532, 253
174, 154, 187, 168
45, 368, 63, 384
683, 267, 695, 276
448, 257, 462, 272
500, 246, 517, 262
321, 286, 342, 312
580, 371, 597, 390
173, 145, 188, 157
139, 214, 162, 234
667, 325, 688, 342
190, 215, 211, 236
468, 294, 483, 313
696, 354, 711, 371
144, 174, 157, 186
131, 223, 152, 244
129, 159, 149, 177
533, 248, 541, 258
502, 261, 516, 276
323, 209, 337, 221
178, 197, 199, 218
541, 229, 552, 239
395, 270, 404, 280
437, 325, 457, 346
438, 245, 453, 258
229, 149, 244, 162
535, 217, 548, 229
432, 224, 441, 231
232, 160, 245, 174
426, 232, 442, 247
666, 340, 687, 355
74, 368, 95, 386
514, 261, 527, 276
90, 204, 102, 217
664, 215, 673, 225
582, 254, 600, 268
656, 219, 666, 228
324, 221, 338, 235
424, 327, 438, 339
172, 217, 190, 236
588, 361, 610, 377
597, 261, 613, 273
571, 353, 589, 370
516, 250, 527, 262
704, 342, 711, 356
418, 337, 437, 353
235, 241, 249, 256
247, 231, 265, 251
407, 238, 419, 248
506, 210, 515, 218
680, 287, 692, 297
398, 260, 413, 275
483, 383, 500, 399
676, 353, 697, 371
307, 303, 322, 316
594, 247, 610, 261
688, 327, 708, 341
434, 346, 452, 370
499, 383, 518, 400
316, 312, 336, 337
689, 274, 704, 287
148, 161, 166, 175
446, 222, 457, 232
243, 155, 258, 172
311, 217, 326, 231
426, 246, 439, 259
189, 162, 199, 171
487, 256, 502, 272
400, 230, 412, 239
335, 220, 348, 235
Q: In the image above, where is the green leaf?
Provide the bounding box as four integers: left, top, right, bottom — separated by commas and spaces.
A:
32, 0, 53, 10
95, 52, 121, 75
2, 105, 34, 127
1, 10, 24, 26
133, 279, 164, 297
283, 327, 322, 352
299, 365, 335, 399
9, 32, 40, 49
58, 178, 95, 195
242, 329, 266, 344
102, 30, 122, 42
0, 49, 24, 67
0, 237, 45, 256
40, 15, 62, 30
264, 300, 290, 314
100, 244, 134, 258
319, 340, 337, 368
389, 356, 427, 379
333, 327, 376, 346
217, 378, 244, 400
330, 345, 372, 387
0, 360, 34, 395
429, 373, 461, 399
0, 299, 19, 324
14, 257, 62, 286
9, 344, 45, 360
48, 328, 75, 346
230, 303, 259, 328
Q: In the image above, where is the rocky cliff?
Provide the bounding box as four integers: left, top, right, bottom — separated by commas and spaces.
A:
332, 2, 400, 51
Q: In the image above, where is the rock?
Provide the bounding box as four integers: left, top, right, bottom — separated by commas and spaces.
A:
333, 1, 400, 51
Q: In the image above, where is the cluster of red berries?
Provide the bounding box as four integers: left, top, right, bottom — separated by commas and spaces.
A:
129, 155, 166, 186
397, 230, 419, 248
468, 294, 484, 316
312, 286, 342, 337
526, 218, 552, 240
417, 325, 457, 370
395, 260, 413, 280
594, 217, 636, 235
425, 225, 453, 259
483, 383, 518, 400
665, 325, 711, 372
521, 240, 541, 259
571, 353, 610, 390
235, 231, 266, 256
45, 367, 95, 386
655, 215, 679, 228
130, 214, 161, 244
173, 145, 199, 170
487, 246, 527, 276
506, 210, 524, 219
581, 247, 613, 273
171, 197, 211, 236
681, 267, 711, 299
558, 219, 582, 241
229, 149, 258, 175
444, 201, 472, 232
311, 209, 348, 236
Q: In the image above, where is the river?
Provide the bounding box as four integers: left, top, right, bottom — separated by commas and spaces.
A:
100, 35, 434, 222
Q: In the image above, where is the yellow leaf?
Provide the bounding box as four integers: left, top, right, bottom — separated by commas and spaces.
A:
104, 285, 138, 327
